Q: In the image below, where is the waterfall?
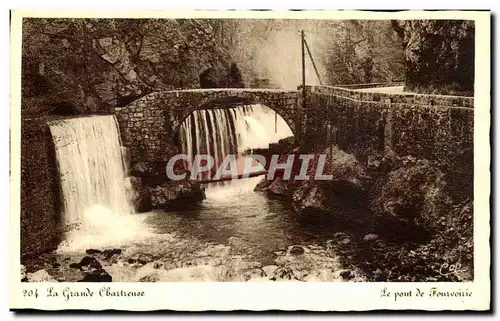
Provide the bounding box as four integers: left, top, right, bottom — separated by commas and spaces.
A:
179, 104, 293, 194
48, 115, 149, 252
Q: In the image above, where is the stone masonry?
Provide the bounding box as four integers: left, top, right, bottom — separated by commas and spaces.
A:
114, 88, 299, 162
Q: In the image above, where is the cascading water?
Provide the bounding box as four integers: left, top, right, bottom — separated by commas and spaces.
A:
48, 115, 150, 252
179, 104, 293, 197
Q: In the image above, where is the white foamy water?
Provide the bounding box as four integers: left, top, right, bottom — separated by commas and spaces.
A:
48, 116, 152, 253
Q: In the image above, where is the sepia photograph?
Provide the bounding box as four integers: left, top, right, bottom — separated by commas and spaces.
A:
10, 9, 490, 311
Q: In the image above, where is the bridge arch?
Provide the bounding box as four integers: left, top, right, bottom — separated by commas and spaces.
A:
171, 89, 299, 137
114, 88, 299, 162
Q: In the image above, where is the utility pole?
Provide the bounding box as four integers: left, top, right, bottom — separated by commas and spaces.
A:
300, 30, 306, 142
301, 30, 306, 105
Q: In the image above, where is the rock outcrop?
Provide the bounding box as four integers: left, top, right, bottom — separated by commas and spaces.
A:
148, 179, 205, 210
22, 19, 237, 117
392, 20, 474, 95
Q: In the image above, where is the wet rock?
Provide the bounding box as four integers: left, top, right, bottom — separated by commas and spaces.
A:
101, 249, 122, 259
148, 179, 205, 210
266, 177, 290, 197
340, 269, 354, 280
228, 236, 248, 251
363, 234, 379, 242
288, 245, 305, 256
86, 249, 102, 255
78, 257, 102, 271
73, 257, 113, 282
26, 269, 58, 282
269, 136, 296, 154
79, 270, 112, 282
292, 182, 341, 216
272, 267, 296, 281
130, 162, 159, 178
262, 265, 279, 277
253, 178, 272, 191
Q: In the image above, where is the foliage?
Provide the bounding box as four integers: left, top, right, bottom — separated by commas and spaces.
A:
322, 20, 405, 85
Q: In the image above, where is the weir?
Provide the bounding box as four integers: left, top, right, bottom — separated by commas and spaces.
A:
179, 104, 293, 183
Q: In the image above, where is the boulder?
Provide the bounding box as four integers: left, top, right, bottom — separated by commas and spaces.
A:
148, 180, 205, 210
369, 157, 451, 230
73, 256, 113, 282
86, 249, 102, 255
265, 177, 292, 197
253, 178, 272, 191
78, 256, 102, 271
100, 249, 123, 260
290, 146, 370, 217
79, 270, 112, 282
287, 245, 305, 256
292, 182, 341, 216
340, 269, 354, 280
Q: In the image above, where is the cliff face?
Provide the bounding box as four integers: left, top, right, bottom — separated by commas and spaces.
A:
21, 118, 62, 258
22, 18, 236, 116
393, 20, 475, 96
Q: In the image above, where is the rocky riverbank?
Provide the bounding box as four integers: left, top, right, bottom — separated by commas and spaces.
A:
22, 232, 367, 283
254, 145, 473, 281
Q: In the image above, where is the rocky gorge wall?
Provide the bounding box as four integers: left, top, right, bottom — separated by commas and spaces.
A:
20, 118, 62, 258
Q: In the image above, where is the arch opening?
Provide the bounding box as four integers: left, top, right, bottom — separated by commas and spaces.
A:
176, 103, 295, 195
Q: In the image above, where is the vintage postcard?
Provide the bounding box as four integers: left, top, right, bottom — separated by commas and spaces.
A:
9, 9, 490, 311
